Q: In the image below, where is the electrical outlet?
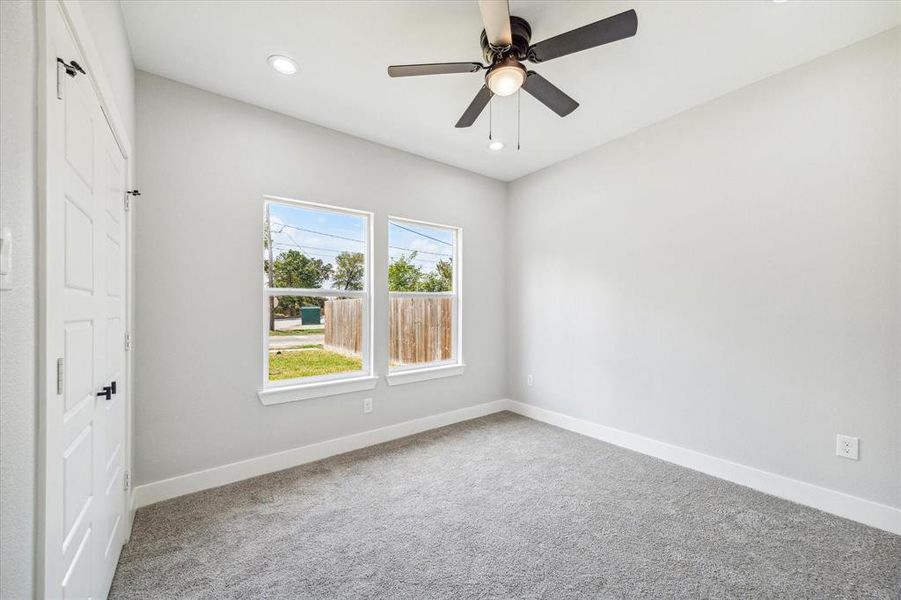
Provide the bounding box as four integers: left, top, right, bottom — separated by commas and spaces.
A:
526, 374, 534, 387
836, 434, 859, 460
362, 398, 372, 414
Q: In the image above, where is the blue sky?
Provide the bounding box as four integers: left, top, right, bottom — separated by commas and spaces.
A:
266, 202, 454, 281
388, 220, 454, 272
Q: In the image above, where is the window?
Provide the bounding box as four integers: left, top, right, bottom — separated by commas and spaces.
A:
259, 196, 374, 403
387, 217, 463, 385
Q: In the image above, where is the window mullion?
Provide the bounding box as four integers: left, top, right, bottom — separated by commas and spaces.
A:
267, 288, 365, 298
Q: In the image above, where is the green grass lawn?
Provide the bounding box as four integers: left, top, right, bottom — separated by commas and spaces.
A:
269, 348, 362, 380
269, 328, 325, 336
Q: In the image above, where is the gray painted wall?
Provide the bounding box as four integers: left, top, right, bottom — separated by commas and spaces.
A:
507, 30, 900, 508
133, 72, 507, 485
2, 7, 898, 591
0, 2, 37, 597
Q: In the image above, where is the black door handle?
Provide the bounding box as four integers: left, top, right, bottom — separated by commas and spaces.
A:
110, 381, 117, 395
96, 386, 112, 401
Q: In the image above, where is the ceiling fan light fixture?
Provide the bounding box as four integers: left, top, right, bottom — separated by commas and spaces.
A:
387, 5, 639, 129
267, 55, 298, 75
486, 61, 526, 96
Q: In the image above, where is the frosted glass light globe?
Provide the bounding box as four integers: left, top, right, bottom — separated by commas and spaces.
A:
487, 64, 525, 96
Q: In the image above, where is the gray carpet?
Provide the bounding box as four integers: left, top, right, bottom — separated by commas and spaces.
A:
111, 412, 901, 599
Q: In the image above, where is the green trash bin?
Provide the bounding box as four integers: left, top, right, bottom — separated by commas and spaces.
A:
300, 306, 321, 325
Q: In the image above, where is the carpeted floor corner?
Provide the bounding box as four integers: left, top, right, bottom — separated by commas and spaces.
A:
110, 411, 901, 599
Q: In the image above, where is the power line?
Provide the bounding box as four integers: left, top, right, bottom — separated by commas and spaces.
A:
275, 241, 342, 255
277, 223, 364, 244
275, 241, 445, 266
388, 246, 451, 258
274, 242, 444, 266
272, 244, 337, 262
389, 222, 453, 247
387, 252, 442, 265
272, 223, 452, 258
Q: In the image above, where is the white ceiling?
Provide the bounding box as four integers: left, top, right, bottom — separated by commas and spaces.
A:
121, 1, 899, 181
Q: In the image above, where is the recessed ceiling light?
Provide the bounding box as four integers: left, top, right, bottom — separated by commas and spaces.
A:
772, 0, 788, 3
488, 141, 504, 151
267, 55, 297, 75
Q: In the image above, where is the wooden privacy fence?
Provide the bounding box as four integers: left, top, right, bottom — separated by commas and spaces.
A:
389, 296, 452, 365
324, 299, 362, 356
324, 296, 453, 365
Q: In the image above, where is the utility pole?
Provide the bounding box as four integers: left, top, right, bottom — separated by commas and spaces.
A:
265, 204, 276, 332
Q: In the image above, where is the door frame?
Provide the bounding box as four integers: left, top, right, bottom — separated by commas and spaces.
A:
36, 1, 136, 595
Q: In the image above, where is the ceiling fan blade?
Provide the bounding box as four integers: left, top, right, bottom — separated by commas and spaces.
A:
528, 9, 638, 63
455, 85, 494, 128
478, 0, 512, 47
521, 71, 579, 117
387, 62, 484, 77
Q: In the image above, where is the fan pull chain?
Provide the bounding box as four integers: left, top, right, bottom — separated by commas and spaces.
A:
517, 88, 521, 150
489, 95, 493, 141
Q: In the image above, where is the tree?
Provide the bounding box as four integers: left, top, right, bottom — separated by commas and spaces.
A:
272, 249, 332, 288
388, 253, 422, 292
333, 251, 365, 291
269, 250, 333, 317
417, 259, 452, 292
388, 253, 453, 292
436, 260, 452, 288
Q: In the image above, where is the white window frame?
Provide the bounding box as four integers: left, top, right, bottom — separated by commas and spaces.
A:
258, 195, 376, 404
386, 216, 464, 386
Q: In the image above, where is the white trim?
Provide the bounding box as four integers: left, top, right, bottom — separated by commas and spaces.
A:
388, 291, 455, 298
263, 194, 373, 218
504, 400, 901, 535
264, 367, 368, 388
387, 214, 461, 232
58, 1, 132, 158
267, 288, 365, 298
386, 363, 466, 386
262, 196, 374, 391
257, 375, 378, 405
132, 398, 900, 534
134, 399, 510, 508
387, 216, 463, 373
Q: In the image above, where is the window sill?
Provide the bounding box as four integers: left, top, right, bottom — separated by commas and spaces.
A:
258, 375, 378, 405
386, 363, 465, 386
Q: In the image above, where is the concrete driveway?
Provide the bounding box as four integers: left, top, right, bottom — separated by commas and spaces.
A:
269, 333, 325, 349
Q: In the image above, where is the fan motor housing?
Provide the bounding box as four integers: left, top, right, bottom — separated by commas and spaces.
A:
480, 16, 532, 64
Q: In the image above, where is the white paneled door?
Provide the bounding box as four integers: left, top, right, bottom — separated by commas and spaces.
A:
44, 6, 128, 598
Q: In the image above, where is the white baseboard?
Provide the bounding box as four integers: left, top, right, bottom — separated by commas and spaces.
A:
504, 400, 901, 535
124, 491, 136, 541
133, 398, 900, 535
133, 399, 510, 509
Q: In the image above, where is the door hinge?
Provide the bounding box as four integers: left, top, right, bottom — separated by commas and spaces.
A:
124, 190, 140, 211
124, 332, 131, 351
124, 470, 131, 492
57, 58, 85, 77
56, 358, 65, 395
56, 58, 85, 100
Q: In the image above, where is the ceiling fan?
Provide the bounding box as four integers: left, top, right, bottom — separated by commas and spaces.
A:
387, 1, 638, 128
